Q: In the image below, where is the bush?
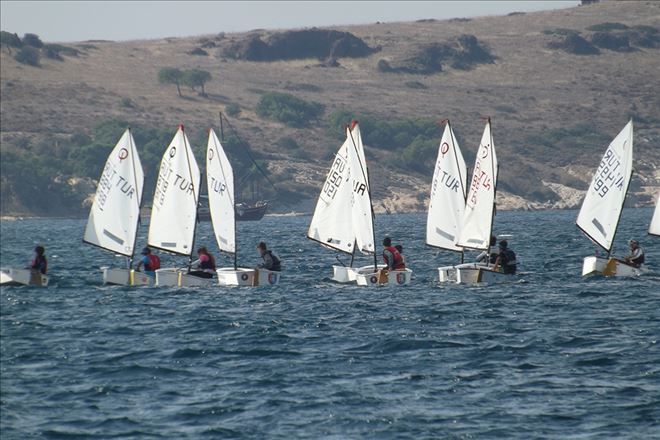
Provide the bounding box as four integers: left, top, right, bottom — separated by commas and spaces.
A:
120, 97, 135, 108
405, 81, 428, 90
22, 33, 43, 48
542, 28, 580, 36
189, 47, 208, 56
276, 136, 300, 150
590, 32, 634, 52
182, 68, 212, 95
43, 43, 79, 57
256, 92, 324, 127
158, 67, 183, 96
0, 31, 22, 47
14, 46, 40, 66
225, 103, 241, 117
547, 34, 599, 55
400, 136, 437, 173
587, 22, 629, 32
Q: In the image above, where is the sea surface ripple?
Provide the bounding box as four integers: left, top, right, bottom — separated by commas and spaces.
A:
1, 209, 659, 438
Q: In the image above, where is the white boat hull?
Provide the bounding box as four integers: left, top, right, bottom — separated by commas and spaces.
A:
101, 267, 152, 286
0, 268, 48, 286
582, 256, 644, 277
155, 268, 215, 287
355, 268, 413, 287
216, 267, 272, 286
332, 265, 354, 283
438, 263, 512, 284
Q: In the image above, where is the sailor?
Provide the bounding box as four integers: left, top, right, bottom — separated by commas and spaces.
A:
256, 242, 281, 271
136, 246, 160, 277
476, 235, 498, 264
30, 245, 48, 275
494, 240, 517, 274
395, 245, 406, 267
188, 246, 217, 278
382, 237, 405, 270
624, 239, 645, 268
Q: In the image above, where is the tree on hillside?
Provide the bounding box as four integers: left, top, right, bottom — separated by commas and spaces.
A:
1, 31, 22, 53
14, 46, 40, 66
22, 33, 43, 48
158, 67, 183, 97
182, 69, 212, 96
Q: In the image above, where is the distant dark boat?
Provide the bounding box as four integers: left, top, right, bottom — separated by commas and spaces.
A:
235, 201, 268, 221
197, 198, 268, 222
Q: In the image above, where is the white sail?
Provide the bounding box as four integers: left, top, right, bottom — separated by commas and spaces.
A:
347, 124, 375, 254
207, 129, 236, 254
84, 129, 144, 257
576, 120, 633, 252
307, 131, 355, 254
650, 192, 660, 237
426, 122, 467, 251
148, 126, 201, 256
456, 120, 498, 251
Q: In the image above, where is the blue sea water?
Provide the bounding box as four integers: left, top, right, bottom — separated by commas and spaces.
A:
1, 209, 659, 439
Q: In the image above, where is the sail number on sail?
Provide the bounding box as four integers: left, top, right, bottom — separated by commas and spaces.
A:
467, 143, 493, 206
321, 155, 347, 201
431, 147, 462, 197
96, 161, 136, 212
592, 147, 624, 198
153, 161, 196, 208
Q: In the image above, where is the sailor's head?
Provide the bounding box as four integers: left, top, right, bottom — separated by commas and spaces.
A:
490, 235, 497, 246
257, 242, 267, 254
141, 247, 151, 255
34, 245, 45, 256
383, 237, 392, 247
628, 239, 639, 249
499, 240, 508, 250
197, 246, 208, 255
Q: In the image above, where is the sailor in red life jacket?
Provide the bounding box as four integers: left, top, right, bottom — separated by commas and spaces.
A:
382, 237, 405, 271
135, 246, 160, 277
188, 246, 217, 279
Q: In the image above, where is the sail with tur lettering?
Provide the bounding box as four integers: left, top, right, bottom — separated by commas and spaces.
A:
347, 123, 375, 255
207, 129, 236, 254
84, 128, 144, 257
148, 125, 201, 257
576, 120, 633, 252
456, 120, 498, 251
307, 128, 355, 254
426, 121, 467, 252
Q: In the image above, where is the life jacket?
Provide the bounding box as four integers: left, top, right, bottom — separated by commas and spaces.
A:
500, 249, 517, 274
32, 255, 47, 274
200, 254, 216, 271
630, 249, 644, 267
263, 250, 281, 271
145, 254, 160, 271
383, 246, 405, 270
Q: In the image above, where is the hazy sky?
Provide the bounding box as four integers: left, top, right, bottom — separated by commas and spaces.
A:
1, 1, 578, 43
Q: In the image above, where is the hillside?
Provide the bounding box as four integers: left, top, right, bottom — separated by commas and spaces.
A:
1, 0, 659, 217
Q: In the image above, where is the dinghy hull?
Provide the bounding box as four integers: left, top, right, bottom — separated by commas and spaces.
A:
217, 268, 280, 286
155, 268, 214, 287
355, 268, 412, 287
438, 263, 511, 284
332, 265, 353, 283
582, 256, 643, 277
0, 268, 48, 286
102, 267, 152, 286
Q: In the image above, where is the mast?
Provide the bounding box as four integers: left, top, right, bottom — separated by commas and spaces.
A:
128, 127, 143, 270
181, 125, 199, 271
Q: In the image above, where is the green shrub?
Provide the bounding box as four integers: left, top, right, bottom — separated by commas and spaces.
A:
22, 33, 43, 48
158, 67, 183, 97
542, 28, 580, 36
256, 92, 324, 127
0, 31, 22, 47
225, 103, 241, 117
14, 46, 40, 66
120, 97, 135, 108
276, 136, 300, 150
405, 81, 428, 90
587, 22, 629, 32
43, 43, 79, 57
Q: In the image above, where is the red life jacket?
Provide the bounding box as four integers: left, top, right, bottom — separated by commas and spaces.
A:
146, 254, 160, 271
383, 246, 405, 270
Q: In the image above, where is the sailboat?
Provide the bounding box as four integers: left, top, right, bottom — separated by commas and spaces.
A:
206, 129, 280, 286
426, 120, 468, 278
649, 193, 660, 237
438, 118, 504, 284
577, 119, 642, 277
148, 125, 205, 286
82, 128, 150, 285
346, 123, 413, 286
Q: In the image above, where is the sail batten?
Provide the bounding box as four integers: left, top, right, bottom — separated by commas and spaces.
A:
207, 129, 236, 255
83, 129, 144, 258
456, 121, 498, 251
147, 126, 201, 257
576, 120, 633, 252
426, 122, 467, 252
